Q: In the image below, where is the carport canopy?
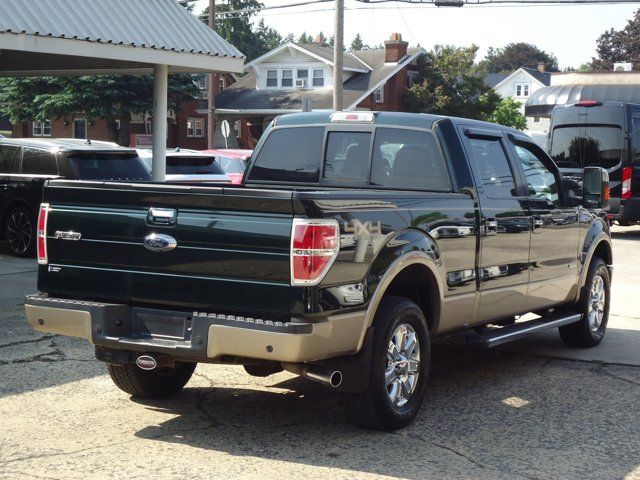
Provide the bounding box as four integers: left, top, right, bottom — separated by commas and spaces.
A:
0, 0, 245, 181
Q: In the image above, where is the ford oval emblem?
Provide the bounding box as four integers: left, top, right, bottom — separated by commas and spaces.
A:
136, 355, 157, 371
143, 233, 177, 252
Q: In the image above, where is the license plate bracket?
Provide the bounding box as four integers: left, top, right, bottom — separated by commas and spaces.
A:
133, 310, 191, 340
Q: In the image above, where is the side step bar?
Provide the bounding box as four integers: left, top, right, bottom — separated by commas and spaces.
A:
467, 313, 582, 349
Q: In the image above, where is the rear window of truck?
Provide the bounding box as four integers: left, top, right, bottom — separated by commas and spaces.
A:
68, 153, 151, 181
166, 156, 225, 175
550, 126, 622, 170
250, 126, 451, 190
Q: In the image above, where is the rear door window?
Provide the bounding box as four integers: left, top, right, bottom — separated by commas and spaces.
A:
22, 148, 58, 175
250, 127, 323, 183
68, 153, 151, 180
324, 131, 371, 182
0, 145, 20, 173
468, 138, 518, 198
371, 128, 451, 190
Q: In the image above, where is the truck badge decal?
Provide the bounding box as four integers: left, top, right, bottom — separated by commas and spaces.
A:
136, 355, 157, 370
54, 231, 82, 241
143, 234, 177, 252
344, 220, 382, 237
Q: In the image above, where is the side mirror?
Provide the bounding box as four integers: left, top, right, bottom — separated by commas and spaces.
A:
583, 167, 610, 210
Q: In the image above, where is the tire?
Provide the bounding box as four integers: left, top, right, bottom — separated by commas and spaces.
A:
559, 257, 610, 348
4, 206, 36, 257
344, 296, 430, 431
107, 361, 196, 399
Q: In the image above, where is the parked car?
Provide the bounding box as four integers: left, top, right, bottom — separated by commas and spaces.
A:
137, 148, 230, 184
0, 138, 150, 257
202, 148, 252, 184
25, 111, 612, 431
549, 100, 640, 225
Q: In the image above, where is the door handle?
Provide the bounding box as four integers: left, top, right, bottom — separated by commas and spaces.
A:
532, 216, 544, 232
485, 218, 498, 236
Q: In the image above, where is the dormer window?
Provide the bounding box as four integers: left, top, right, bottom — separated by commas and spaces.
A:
266, 69, 278, 88
282, 69, 293, 87
313, 69, 325, 87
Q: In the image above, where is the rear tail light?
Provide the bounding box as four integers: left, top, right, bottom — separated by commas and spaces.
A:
291, 218, 340, 286
37, 203, 49, 265
622, 167, 632, 200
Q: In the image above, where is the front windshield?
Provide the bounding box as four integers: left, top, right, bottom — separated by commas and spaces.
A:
68, 153, 151, 181
550, 126, 622, 169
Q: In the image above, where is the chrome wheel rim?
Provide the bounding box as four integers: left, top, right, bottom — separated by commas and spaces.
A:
385, 323, 420, 408
6, 211, 32, 255
587, 274, 606, 332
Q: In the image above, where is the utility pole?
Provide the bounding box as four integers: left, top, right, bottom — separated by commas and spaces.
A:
333, 0, 344, 111
207, 0, 216, 149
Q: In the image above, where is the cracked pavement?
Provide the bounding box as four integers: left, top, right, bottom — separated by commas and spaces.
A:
0, 227, 639, 480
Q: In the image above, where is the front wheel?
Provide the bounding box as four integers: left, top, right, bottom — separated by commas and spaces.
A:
107, 361, 196, 398
559, 257, 611, 348
344, 296, 430, 431
4, 206, 35, 257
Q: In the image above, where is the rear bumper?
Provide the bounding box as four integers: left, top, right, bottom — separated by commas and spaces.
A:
24, 295, 366, 363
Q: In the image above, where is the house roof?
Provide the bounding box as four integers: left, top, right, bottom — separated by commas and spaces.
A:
483, 73, 509, 88
0, 0, 244, 75
245, 42, 371, 73
215, 47, 424, 114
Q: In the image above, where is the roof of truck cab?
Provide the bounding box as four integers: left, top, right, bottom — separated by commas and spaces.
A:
272, 111, 525, 136
0, 138, 137, 153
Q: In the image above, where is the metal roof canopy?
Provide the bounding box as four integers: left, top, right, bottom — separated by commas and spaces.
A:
0, 0, 245, 180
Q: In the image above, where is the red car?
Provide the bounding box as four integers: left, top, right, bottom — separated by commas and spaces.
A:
203, 149, 252, 185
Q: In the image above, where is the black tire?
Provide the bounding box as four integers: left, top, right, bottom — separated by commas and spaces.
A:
4, 206, 36, 257
107, 361, 196, 398
344, 296, 430, 431
559, 257, 610, 348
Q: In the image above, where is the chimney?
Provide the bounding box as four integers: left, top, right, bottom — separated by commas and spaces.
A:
537, 61, 546, 73
315, 34, 325, 46
385, 33, 408, 63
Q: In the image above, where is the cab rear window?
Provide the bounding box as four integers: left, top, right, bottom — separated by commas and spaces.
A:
166, 156, 224, 175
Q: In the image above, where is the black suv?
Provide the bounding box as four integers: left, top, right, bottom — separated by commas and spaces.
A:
0, 138, 150, 257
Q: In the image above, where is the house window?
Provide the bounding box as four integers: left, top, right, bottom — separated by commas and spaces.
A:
266, 69, 278, 88
313, 69, 324, 87
515, 83, 530, 97
533, 116, 541, 124
195, 74, 208, 99
187, 118, 205, 138
297, 69, 309, 87
282, 69, 293, 88
115, 119, 121, 130
407, 71, 420, 88
32, 120, 52, 137
374, 86, 384, 104
219, 77, 226, 92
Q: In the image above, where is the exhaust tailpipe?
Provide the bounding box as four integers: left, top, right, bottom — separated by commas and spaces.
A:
282, 363, 343, 388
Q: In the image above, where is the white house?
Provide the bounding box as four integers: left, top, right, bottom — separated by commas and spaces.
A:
485, 64, 552, 137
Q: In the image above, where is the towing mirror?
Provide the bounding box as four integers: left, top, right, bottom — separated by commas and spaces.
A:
582, 167, 610, 210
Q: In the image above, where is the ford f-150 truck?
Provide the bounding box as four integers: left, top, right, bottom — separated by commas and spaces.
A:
25, 111, 613, 431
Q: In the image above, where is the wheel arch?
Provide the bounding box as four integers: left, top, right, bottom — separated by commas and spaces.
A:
578, 226, 612, 297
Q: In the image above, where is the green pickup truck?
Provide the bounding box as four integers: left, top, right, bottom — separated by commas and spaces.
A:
25, 111, 613, 431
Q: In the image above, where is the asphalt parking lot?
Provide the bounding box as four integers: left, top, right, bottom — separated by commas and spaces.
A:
1, 227, 639, 480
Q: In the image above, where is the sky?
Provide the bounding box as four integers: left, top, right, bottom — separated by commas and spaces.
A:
194, 0, 639, 69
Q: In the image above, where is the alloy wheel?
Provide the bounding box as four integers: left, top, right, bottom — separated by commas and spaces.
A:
6, 210, 33, 255
385, 323, 420, 408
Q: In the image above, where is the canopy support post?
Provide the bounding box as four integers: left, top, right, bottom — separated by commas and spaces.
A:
152, 63, 168, 182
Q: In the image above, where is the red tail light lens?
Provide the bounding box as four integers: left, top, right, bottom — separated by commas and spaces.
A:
37, 203, 49, 265
291, 219, 339, 286
576, 100, 601, 107
622, 167, 632, 200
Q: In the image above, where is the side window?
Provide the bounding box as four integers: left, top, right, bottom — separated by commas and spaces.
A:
0, 145, 20, 173
21, 148, 58, 175
371, 128, 451, 190
324, 131, 371, 182
468, 138, 517, 198
249, 127, 323, 183
513, 143, 560, 205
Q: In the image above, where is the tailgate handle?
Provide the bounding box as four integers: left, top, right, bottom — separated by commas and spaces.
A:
147, 208, 177, 226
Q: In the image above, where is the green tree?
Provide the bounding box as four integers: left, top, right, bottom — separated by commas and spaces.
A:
350, 34, 368, 51
480, 42, 559, 73
297, 32, 313, 44
255, 19, 283, 52
592, 9, 640, 71
0, 75, 198, 145
483, 97, 527, 130
406, 45, 501, 120
177, 0, 197, 11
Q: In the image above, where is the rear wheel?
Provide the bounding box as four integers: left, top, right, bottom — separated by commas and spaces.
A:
344, 296, 430, 431
559, 257, 610, 348
4, 206, 35, 257
107, 361, 196, 398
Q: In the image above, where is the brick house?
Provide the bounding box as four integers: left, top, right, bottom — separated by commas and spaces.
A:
212, 33, 424, 149
9, 73, 236, 149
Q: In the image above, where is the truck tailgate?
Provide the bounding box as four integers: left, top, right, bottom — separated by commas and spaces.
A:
39, 181, 294, 319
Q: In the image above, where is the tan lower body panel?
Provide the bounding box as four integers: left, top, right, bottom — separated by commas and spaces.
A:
25, 304, 93, 343
207, 311, 366, 363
